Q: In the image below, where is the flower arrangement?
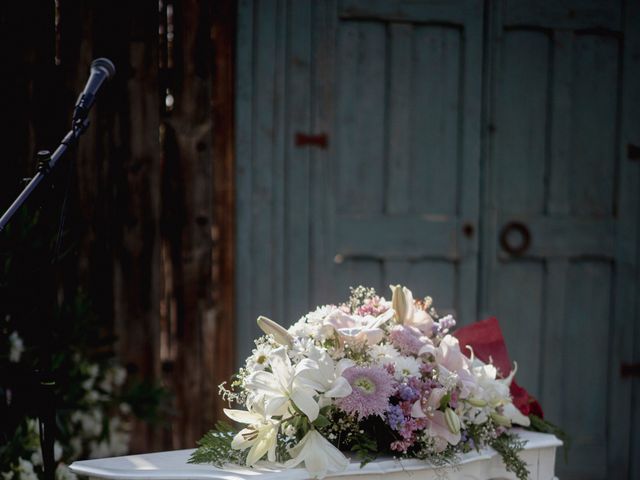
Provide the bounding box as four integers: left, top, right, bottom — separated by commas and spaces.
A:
191, 286, 555, 479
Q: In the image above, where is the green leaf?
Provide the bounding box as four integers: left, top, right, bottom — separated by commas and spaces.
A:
439, 392, 452, 409
490, 433, 530, 480
188, 422, 247, 467
312, 414, 331, 428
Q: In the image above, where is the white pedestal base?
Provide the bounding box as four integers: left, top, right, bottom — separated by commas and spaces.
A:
70, 429, 561, 480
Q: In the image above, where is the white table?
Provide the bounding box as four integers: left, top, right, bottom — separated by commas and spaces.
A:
70, 429, 561, 480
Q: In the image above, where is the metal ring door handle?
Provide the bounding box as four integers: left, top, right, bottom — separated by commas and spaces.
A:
499, 221, 531, 256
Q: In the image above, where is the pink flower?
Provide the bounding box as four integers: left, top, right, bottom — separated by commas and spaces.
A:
336, 366, 395, 420
324, 310, 394, 346
389, 325, 426, 355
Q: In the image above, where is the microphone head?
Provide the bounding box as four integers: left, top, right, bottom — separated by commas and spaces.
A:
91, 58, 116, 79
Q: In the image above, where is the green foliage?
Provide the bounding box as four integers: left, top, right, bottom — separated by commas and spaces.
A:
188, 422, 247, 467
490, 433, 530, 480
349, 432, 377, 467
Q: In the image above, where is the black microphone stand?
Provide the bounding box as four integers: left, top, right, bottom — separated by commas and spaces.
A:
0, 115, 90, 480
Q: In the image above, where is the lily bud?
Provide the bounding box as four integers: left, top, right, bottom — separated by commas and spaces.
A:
490, 412, 512, 427
390, 284, 412, 324
257, 316, 293, 348
467, 397, 487, 408
444, 408, 461, 434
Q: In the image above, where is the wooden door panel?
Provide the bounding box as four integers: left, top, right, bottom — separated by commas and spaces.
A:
494, 30, 548, 215
324, 2, 482, 323
570, 34, 619, 216
483, 1, 638, 477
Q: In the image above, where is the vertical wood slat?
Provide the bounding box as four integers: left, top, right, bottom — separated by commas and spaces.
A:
539, 30, 572, 424
159, 0, 223, 448
383, 23, 412, 290
611, 1, 640, 477
336, 21, 387, 215
272, 0, 287, 325
285, 0, 312, 323
211, 0, 237, 427
92, 0, 163, 452
251, 0, 277, 341
310, 0, 337, 307
386, 23, 412, 216
564, 262, 610, 477
456, 1, 483, 325
410, 27, 461, 217
235, 0, 255, 366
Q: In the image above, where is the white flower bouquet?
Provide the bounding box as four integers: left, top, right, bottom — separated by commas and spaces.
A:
190, 286, 554, 479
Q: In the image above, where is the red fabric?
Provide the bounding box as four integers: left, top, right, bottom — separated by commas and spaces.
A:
454, 317, 544, 419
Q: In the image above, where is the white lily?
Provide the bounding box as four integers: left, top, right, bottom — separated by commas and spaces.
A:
502, 401, 531, 427
245, 347, 322, 421
298, 346, 353, 401
285, 430, 349, 479
257, 316, 294, 347
389, 285, 434, 333
225, 407, 279, 466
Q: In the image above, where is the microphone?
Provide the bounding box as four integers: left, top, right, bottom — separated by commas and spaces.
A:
72, 58, 116, 123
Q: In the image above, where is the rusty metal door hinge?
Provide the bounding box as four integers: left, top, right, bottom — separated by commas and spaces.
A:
620, 363, 640, 378
295, 132, 328, 149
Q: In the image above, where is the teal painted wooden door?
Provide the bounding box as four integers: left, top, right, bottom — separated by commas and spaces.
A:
235, 1, 639, 478
314, 0, 483, 322
236, 0, 484, 358
480, 1, 639, 479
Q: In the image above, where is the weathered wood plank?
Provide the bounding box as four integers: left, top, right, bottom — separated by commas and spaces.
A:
496, 215, 616, 259
384, 22, 413, 293
408, 261, 457, 318
386, 23, 412, 216
246, 0, 278, 358
609, 1, 640, 477
335, 20, 360, 215
564, 261, 611, 478
540, 30, 571, 429
271, 0, 287, 325
211, 0, 237, 421
411, 26, 460, 216
339, 0, 471, 25
504, 0, 622, 31
539, 260, 567, 423
158, 0, 220, 448
335, 258, 384, 299
339, 21, 387, 214
494, 262, 544, 393
284, 0, 312, 323
495, 30, 549, 215
569, 33, 618, 216
547, 31, 572, 216
335, 215, 460, 260
456, 3, 483, 326
309, 0, 338, 306
235, 0, 255, 366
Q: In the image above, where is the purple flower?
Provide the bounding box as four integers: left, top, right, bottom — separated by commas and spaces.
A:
432, 315, 457, 336
386, 404, 404, 430
336, 366, 395, 420
389, 325, 425, 355
397, 383, 420, 403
